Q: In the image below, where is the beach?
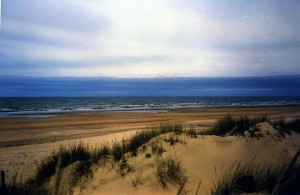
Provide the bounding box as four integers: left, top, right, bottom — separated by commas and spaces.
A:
1, 106, 300, 193
1, 106, 300, 147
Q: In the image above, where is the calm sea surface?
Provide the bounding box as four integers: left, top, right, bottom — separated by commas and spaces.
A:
0, 97, 300, 117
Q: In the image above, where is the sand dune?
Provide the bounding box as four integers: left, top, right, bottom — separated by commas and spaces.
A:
0, 106, 300, 194
71, 132, 300, 194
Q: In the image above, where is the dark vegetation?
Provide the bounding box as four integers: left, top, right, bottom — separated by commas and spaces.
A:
211, 149, 300, 195
273, 117, 300, 134
186, 128, 197, 138
200, 115, 300, 137
35, 142, 91, 184
200, 115, 268, 136
212, 161, 281, 194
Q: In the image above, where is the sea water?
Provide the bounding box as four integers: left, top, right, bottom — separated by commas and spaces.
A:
0, 97, 300, 118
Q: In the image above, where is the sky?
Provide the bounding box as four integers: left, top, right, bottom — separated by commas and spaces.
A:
1, 76, 300, 96
0, 0, 300, 78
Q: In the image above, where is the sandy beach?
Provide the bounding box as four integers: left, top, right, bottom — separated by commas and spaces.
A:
1, 106, 300, 194
1, 106, 300, 147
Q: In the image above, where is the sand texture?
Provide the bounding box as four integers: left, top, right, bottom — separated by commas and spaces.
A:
0, 106, 300, 194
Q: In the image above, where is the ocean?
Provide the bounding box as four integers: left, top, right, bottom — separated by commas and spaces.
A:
1, 97, 300, 118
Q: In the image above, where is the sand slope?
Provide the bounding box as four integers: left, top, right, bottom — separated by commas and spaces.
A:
71, 130, 300, 194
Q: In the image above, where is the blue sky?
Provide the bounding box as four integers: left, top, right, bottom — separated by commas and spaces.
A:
0, 0, 300, 78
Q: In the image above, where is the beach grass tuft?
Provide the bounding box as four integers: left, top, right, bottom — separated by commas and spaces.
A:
211, 161, 281, 194
111, 141, 124, 161
211, 149, 300, 194
163, 133, 182, 145
91, 144, 110, 162
0, 174, 50, 195
185, 128, 197, 138
273, 117, 300, 134
128, 128, 160, 152
285, 117, 300, 133
200, 115, 268, 136
159, 122, 183, 134
155, 153, 185, 188
151, 140, 164, 156
35, 141, 92, 184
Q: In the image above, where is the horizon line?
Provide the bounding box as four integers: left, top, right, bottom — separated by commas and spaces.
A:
1, 74, 300, 79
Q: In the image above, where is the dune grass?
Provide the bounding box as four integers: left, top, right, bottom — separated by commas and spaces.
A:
273, 117, 300, 134
285, 118, 300, 133
200, 115, 300, 138
159, 122, 183, 134
155, 153, 185, 188
91, 144, 110, 162
110, 122, 183, 160
211, 149, 300, 195
33, 122, 183, 184
127, 128, 161, 153
212, 161, 281, 194
200, 115, 268, 136
185, 128, 197, 138
163, 133, 182, 145
0, 174, 50, 195
35, 141, 92, 184
0, 122, 183, 194
150, 139, 165, 156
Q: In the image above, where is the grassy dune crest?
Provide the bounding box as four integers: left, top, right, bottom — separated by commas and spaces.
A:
200, 115, 268, 136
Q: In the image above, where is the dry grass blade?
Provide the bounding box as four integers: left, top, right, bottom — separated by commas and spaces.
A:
195, 179, 202, 195
177, 176, 188, 195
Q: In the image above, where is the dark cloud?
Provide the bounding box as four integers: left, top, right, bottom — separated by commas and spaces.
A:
0, 76, 299, 97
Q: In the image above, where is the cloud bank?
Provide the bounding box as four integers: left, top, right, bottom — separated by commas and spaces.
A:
1, 75, 300, 97
0, 0, 299, 77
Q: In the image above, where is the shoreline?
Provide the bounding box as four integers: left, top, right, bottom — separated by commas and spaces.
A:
1, 102, 300, 118
1, 104, 300, 118
1, 105, 300, 147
